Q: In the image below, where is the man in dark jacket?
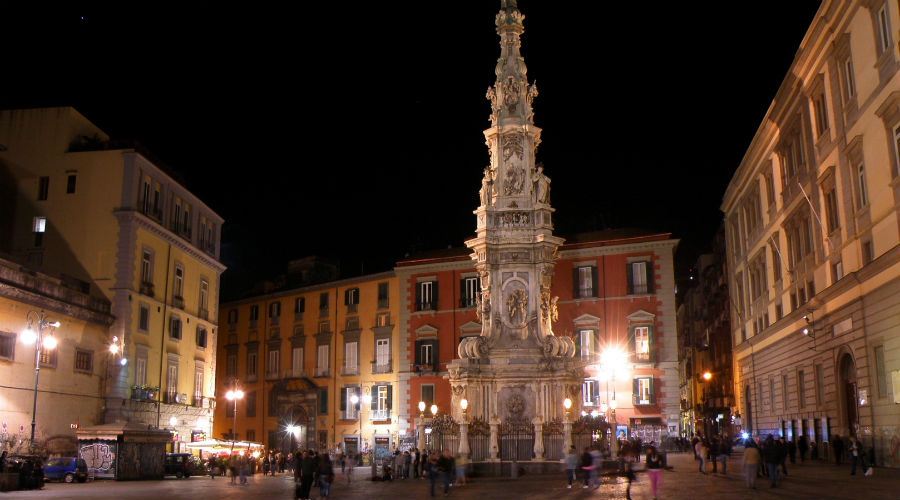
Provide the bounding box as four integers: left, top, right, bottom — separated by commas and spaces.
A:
777, 437, 788, 476
762, 436, 780, 488
797, 435, 809, 463
832, 435, 844, 466
709, 437, 720, 473
436, 450, 454, 496
295, 451, 317, 500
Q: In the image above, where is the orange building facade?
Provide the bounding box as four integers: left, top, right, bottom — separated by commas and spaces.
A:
396, 230, 679, 444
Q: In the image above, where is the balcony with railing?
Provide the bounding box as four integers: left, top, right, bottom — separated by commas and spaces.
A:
371, 360, 392, 374
270, 315, 280, 326
377, 298, 389, 309
172, 296, 184, 310
341, 410, 359, 421
346, 303, 358, 314
370, 409, 390, 421
314, 368, 329, 378
459, 297, 477, 308
283, 369, 305, 379
341, 365, 360, 376
199, 307, 209, 321
139, 281, 155, 297
265, 369, 280, 381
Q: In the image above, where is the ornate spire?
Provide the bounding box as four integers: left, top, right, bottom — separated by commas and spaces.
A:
486, 0, 537, 126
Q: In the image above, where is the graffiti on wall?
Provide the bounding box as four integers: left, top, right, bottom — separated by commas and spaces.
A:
79, 440, 117, 478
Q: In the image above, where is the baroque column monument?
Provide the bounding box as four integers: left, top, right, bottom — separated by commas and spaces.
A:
448, 0, 581, 455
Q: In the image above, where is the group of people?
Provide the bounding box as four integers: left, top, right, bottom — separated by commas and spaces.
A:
261, 452, 290, 476
563, 442, 666, 500
691, 433, 733, 474
292, 449, 335, 500
741, 433, 874, 489
0, 451, 44, 490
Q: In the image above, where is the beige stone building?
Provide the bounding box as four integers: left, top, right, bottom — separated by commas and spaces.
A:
721, 0, 898, 465
0, 107, 225, 453
0, 256, 114, 456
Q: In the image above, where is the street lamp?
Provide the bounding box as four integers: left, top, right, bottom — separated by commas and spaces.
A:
458, 398, 470, 458
562, 398, 573, 454
417, 401, 426, 451
430, 404, 438, 417
225, 388, 244, 454
21, 310, 61, 450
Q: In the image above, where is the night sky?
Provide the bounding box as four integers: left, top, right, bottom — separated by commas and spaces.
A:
1, 2, 822, 299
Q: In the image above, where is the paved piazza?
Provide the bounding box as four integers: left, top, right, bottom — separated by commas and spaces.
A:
7, 452, 898, 499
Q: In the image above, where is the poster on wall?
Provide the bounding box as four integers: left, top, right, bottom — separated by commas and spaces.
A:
78, 440, 117, 479
616, 425, 628, 440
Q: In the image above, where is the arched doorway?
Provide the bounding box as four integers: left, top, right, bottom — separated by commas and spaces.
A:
838, 353, 859, 438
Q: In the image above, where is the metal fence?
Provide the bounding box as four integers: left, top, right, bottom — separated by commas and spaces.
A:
500, 420, 534, 461
468, 418, 491, 461
542, 419, 564, 460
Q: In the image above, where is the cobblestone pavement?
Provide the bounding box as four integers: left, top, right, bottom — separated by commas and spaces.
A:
6, 451, 898, 499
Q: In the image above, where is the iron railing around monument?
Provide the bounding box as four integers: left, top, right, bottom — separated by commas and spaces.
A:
542, 419, 564, 460
499, 420, 534, 461
467, 418, 490, 461
430, 414, 459, 456
572, 415, 612, 455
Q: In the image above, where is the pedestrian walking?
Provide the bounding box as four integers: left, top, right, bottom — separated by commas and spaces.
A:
849, 435, 870, 476
832, 434, 844, 466
762, 435, 780, 488
580, 446, 593, 488
228, 454, 238, 484
317, 454, 334, 499
437, 449, 455, 496
344, 452, 355, 483
564, 446, 578, 488
777, 437, 788, 477
718, 436, 730, 474
645, 446, 664, 500
742, 440, 761, 489
589, 445, 602, 487
695, 439, 708, 474
426, 453, 439, 497
412, 448, 419, 478
238, 454, 249, 485
455, 453, 468, 485
709, 437, 720, 473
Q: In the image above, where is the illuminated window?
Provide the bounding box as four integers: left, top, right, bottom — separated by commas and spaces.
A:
634, 377, 653, 405
634, 327, 650, 362
582, 379, 597, 406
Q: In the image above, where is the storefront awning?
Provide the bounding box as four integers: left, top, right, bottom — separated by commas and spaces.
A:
183, 439, 264, 453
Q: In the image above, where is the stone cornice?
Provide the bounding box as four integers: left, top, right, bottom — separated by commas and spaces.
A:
558, 239, 678, 259
114, 209, 226, 274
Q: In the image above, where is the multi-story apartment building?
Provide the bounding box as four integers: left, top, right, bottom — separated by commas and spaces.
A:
676, 227, 733, 439
721, 0, 899, 465
214, 269, 400, 457
397, 230, 679, 443
0, 256, 114, 456
0, 107, 225, 452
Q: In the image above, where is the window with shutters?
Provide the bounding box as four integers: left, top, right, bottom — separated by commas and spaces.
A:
74, 349, 93, 373
173, 265, 184, 302
0, 332, 14, 361
634, 327, 650, 362
194, 367, 204, 403
421, 343, 433, 367
377, 282, 390, 309
196, 326, 207, 349
140, 249, 153, 288
634, 377, 654, 405
628, 261, 653, 295
249, 305, 259, 327
578, 329, 595, 361
269, 301, 281, 320
247, 348, 258, 381
855, 162, 868, 208
574, 266, 594, 298
341, 386, 360, 420
267, 348, 280, 378
460, 277, 479, 308
416, 281, 437, 311
292, 347, 304, 377
166, 361, 178, 400
316, 344, 329, 377
295, 297, 305, 314
345, 288, 359, 314
798, 370, 806, 409
318, 387, 328, 415
813, 92, 829, 139
375, 339, 390, 370
874, 345, 887, 398
583, 379, 598, 406
198, 279, 209, 319
375, 312, 390, 328
139, 304, 150, 332
420, 384, 435, 409
372, 385, 391, 420
319, 292, 329, 317
343, 341, 359, 375
169, 316, 182, 340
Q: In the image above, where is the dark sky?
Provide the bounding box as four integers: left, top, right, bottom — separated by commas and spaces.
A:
1, 2, 822, 299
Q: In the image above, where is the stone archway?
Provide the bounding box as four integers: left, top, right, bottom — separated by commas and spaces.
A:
837, 352, 859, 438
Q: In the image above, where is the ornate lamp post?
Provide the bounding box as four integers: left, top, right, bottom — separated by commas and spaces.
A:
417, 401, 426, 451
458, 398, 470, 458
21, 310, 60, 451
225, 387, 244, 454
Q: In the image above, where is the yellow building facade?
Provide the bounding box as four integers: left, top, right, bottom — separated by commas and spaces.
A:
214, 271, 401, 457
0, 256, 114, 456
0, 107, 225, 452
